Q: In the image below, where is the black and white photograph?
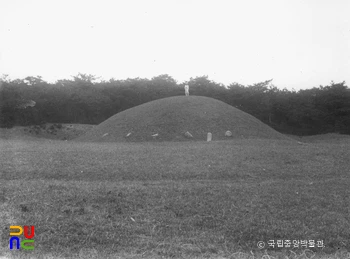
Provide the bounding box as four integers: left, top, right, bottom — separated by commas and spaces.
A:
1, 0, 350, 258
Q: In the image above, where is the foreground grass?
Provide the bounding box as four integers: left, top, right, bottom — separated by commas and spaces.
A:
1, 137, 350, 258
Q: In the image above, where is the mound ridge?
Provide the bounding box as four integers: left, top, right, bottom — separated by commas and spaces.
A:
76, 96, 289, 142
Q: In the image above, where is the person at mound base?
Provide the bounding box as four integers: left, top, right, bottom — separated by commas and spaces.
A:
184, 84, 189, 96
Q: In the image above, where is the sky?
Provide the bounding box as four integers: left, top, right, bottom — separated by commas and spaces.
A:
0, 0, 349, 90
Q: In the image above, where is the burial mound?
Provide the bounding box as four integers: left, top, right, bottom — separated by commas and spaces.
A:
76, 96, 289, 142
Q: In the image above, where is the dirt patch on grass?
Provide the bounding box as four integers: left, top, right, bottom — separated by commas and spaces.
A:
299, 133, 350, 143
0, 124, 94, 141
76, 96, 289, 142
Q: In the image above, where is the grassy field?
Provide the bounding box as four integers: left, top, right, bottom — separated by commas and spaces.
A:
1, 135, 350, 258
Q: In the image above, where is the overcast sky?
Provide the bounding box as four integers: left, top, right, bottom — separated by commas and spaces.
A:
1, 0, 349, 90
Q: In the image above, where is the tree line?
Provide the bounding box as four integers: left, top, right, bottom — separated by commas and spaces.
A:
1, 73, 349, 135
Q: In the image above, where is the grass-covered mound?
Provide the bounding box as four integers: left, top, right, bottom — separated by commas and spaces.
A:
77, 96, 289, 142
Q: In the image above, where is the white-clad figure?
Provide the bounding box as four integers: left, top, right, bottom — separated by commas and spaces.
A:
184, 84, 189, 96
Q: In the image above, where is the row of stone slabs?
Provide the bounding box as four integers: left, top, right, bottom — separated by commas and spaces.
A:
101, 130, 233, 141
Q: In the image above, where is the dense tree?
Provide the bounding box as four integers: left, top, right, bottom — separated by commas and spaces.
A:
0, 73, 349, 135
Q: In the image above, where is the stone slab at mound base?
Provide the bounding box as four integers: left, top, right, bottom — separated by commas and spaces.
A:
76, 96, 289, 142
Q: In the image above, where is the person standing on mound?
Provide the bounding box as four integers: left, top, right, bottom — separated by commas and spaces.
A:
184, 84, 189, 96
